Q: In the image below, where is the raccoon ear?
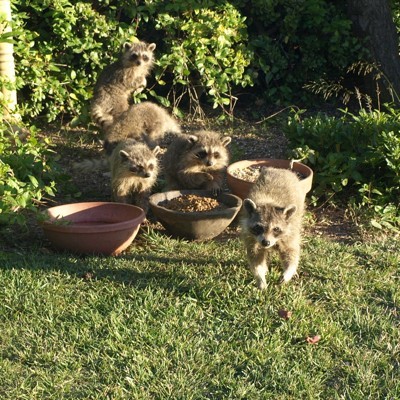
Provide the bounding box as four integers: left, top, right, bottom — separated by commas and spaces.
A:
283, 205, 297, 220
119, 150, 130, 160
187, 135, 199, 145
221, 136, 232, 147
148, 43, 156, 51
243, 199, 257, 215
152, 146, 161, 156
123, 42, 131, 51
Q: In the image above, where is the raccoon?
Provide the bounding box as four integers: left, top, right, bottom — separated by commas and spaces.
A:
103, 101, 181, 154
90, 40, 156, 130
163, 130, 231, 192
110, 139, 161, 212
240, 167, 305, 289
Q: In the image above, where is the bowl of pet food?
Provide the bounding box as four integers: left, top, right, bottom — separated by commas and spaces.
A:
149, 190, 242, 240
227, 159, 313, 199
40, 202, 145, 255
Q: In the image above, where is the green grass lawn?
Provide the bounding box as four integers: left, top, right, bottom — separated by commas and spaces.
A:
0, 227, 399, 399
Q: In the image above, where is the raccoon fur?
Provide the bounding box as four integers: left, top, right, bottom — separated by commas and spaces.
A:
110, 139, 161, 212
163, 130, 231, 192
90, 41, 156, 130
240, 167, 305, 289
103, 101, 181, 154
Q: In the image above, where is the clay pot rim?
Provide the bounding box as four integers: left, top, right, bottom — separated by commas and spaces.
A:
40, 201, 146, 234
149, 190, 242, 219
227, 159, 313, 184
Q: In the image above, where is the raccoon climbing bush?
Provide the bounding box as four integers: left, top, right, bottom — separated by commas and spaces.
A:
285, 108, 400, 226
0, 125, 58, 225
12, 0, 136, 122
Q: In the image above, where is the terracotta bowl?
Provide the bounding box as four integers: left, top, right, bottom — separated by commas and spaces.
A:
149, 190, 242, 241
40, 202, 145, 255
226, 159, 313, 199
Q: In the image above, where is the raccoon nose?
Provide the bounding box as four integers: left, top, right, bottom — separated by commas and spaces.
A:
144, 172, 151, 178
261, 239, 270, 247
206, 160, 214, 167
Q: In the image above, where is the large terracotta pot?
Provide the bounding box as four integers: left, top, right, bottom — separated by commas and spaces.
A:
226, 159, 313, 199
149, 190, 242, 241
40, 202, 145, 255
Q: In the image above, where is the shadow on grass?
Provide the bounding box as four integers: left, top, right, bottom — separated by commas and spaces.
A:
0, 249, 238, 297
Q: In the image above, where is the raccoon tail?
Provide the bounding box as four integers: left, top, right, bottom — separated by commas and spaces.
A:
90, 104, 114, 129
72, 158, 109, 173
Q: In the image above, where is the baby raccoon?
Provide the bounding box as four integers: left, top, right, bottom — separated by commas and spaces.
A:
109, 139, 161, 212
90, 40, 156, 130
103, 101, 181, 153
163, 130, 231, 192
240, 167, 305, 289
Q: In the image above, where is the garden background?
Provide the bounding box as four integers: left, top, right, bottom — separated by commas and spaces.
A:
0, 1, 399, 398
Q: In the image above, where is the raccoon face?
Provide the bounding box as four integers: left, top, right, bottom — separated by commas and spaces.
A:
122, 42, 156, 67
243, 199, 296, 248
188, 135, 231, 169
119, 146, 160, 178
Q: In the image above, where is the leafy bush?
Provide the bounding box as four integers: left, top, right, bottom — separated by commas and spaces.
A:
0, 124, 58, 225
285, 107, 400, 228
237, 0, 364, 104
12, 0, 136, 123
9, 0, 364, 123
151, 2, 254, 117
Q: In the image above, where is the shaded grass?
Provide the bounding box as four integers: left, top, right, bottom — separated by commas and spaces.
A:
0, 230, 399, 399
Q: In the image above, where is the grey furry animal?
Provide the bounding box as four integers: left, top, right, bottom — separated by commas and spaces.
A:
103, 101, 181, 154
240, 167, 305, 289
90, 41, 156, 129
110, 139, 161, 212
163, 130, 231, 192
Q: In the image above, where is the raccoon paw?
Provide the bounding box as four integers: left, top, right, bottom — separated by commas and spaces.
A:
281, 267, 297, 283
204, 172, 214, 182
255, 277, 267, 290
207, 181, 222, 196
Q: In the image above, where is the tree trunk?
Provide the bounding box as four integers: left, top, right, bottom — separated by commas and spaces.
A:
0, 0, 17, 118
347, 0, 400, 104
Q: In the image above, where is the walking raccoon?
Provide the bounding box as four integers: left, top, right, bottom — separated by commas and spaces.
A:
110, 139, 161, 212
103, 101, 181, 154
90, 40, 156, 130
240, 167, 305, 288
163, 130, 231, 192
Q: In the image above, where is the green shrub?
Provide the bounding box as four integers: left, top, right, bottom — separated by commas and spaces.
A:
0, 124, 58, 225
285, 107, 400, 228
237, 0, 364, 104
152, 2, 254, 117
12, 0, 136, 123
9, 0, 364, 122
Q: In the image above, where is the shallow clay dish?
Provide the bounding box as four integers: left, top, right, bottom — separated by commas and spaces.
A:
226, 159, 313, 199
40, 202, 145, 255
149, 190, 242, 241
